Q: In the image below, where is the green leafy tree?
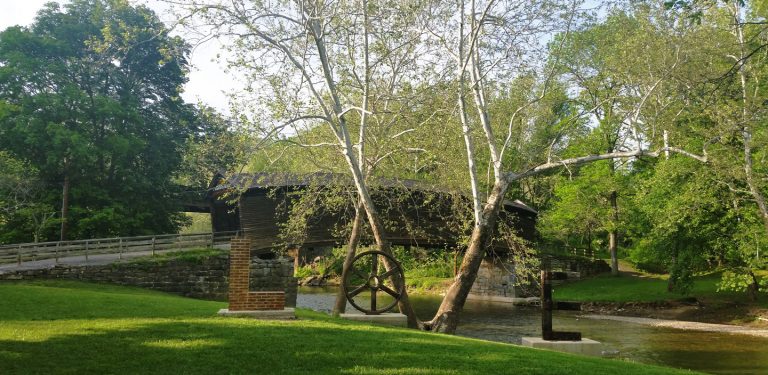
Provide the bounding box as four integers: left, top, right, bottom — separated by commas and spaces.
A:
632, 158, 739, 293
0, 0, 195, 240
542, 5, 687, 275
0, 151, 59, 243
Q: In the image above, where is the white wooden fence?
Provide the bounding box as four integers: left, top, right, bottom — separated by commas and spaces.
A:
0, 231, 238, 265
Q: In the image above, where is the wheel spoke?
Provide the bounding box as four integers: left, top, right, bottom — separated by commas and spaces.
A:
371, 288, 377, 311
347, 284, 368, 298
379, 284, 400, 299
379, 266, 400, 280
353, 268, 368, 281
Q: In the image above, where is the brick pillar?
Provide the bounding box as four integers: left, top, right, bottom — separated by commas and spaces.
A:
228, 238, 251, 310
228, 238, 285, 311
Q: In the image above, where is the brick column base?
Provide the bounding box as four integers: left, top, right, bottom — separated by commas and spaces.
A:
228, 238, 285, 311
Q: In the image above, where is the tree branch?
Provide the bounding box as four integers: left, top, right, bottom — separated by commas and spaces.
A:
506, 147, 707, 182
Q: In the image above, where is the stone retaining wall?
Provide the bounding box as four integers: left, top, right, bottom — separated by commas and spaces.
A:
0, 253, 298, 307
469, 254, 611, 299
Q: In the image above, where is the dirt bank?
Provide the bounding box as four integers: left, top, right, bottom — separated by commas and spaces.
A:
581, 314, 768, 338
580, 299, 768, 329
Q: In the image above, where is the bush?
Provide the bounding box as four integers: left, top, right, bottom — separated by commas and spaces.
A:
294, 265, 314, 279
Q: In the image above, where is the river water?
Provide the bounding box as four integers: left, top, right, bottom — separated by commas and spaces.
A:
298, 287, 768, 374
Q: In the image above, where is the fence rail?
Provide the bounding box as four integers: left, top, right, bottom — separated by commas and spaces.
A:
0, 231, 239, 266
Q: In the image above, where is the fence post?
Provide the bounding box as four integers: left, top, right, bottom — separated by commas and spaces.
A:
118, 238, 123, 260
55, 242, 60, 263
209, 232, 215, 248
85, 240, 89, 263
151, 237, 156, 257
17, 244, 22, 266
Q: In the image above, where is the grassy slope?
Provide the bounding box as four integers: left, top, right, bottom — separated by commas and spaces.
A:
554, 270, 767, 307
0, 280, 697, 375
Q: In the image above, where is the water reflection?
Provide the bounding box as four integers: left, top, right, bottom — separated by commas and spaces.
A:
298, 286, 768, 375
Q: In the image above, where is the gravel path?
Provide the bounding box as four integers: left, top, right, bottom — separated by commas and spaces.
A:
582, 314, 768, 338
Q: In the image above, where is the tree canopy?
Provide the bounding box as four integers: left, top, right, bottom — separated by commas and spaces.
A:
0, 0, 199, 241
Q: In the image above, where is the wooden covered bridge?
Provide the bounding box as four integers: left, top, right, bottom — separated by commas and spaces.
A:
206, 172, 537, 253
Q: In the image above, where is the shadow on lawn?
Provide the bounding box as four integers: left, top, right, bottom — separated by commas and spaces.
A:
0, 318, 683, 375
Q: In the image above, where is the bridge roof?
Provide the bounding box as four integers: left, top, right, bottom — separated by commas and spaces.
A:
210, 172, 537, 215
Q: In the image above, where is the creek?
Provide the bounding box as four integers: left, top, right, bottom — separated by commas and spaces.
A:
298, 286, 768, 375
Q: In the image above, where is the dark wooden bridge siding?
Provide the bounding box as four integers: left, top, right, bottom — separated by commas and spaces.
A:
210, 196, 240, 234
238, 188, 342, 249
212, 186, 536, 251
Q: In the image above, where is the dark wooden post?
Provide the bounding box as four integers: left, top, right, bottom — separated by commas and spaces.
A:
541, 271, 553, 339
540, 270, 582, 341
370, 253, 378, 313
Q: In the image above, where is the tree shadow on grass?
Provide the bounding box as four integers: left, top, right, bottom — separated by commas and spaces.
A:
0, 318, 688, 375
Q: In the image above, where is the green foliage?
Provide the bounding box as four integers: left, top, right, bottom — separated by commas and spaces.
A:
0, 0, 197, 240
127, 248, 226, 266
0, 151, 59, 243
718, 270, 765, 293
293, 265, 314, 279
392, 246, 451, 277
178, 213, 212, 235
273, 182, 358, 253
178, 106, 250, 190
540, 161, 624, 252
630, 158, 741, 293
404, 276, 451, 292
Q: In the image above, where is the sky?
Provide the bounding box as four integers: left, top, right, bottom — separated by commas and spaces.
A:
0, 0, 237, 113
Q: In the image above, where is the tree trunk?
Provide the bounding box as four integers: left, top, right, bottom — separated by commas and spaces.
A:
332, 201, 365, 316
742, 127, 768, 235
309, 16, 419, 328
667, 243, 678, 292
60, 172, 70, 241
748, 270, 759, 302
427, 180, 508, 334
733, 3, 768, 241
609, 191, 619, 276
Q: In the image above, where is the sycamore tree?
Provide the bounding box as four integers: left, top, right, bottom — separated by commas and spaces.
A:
716, 1, 768, 296
657, 0, 768, 297
173, 0, 442, 327
421, 0, 712, 333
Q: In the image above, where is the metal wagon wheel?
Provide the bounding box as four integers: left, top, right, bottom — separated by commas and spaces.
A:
343, 250, 405, 315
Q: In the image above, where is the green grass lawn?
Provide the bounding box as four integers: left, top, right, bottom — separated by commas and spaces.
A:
0, 280, 698, 374
554, 271, 767, 306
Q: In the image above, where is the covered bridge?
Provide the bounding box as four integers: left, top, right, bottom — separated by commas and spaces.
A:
207, 172, 537, 253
